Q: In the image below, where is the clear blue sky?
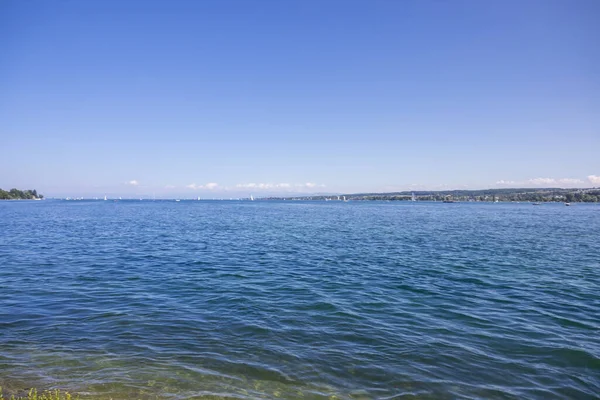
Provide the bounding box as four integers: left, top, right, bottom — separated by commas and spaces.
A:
1, 0, 599, 197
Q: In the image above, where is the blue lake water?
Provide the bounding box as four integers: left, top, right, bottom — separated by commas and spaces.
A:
1, 200, 599, 399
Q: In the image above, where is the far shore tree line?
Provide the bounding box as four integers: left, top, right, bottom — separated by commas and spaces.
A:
268, 188, 600, 203
2, 187, 599, 202
0, 188, 44, 200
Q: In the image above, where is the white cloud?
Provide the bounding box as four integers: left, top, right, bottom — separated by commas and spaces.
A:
496, 180, 518, 185
235, 182, 324, 191
527, 177, 584, 186
528, 178, 556, 185
186, 183, 219, 190
495, 177, 586, 188
588, 175, 600, 185
294, 182, 319, 188
126, 180, 139, 186
236, 183, 288, 190
557, 178, 584, 184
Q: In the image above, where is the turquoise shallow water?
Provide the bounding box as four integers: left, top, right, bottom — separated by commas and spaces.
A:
0, 200, 599, 399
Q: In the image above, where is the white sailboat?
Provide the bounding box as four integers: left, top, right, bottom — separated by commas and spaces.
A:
250, 194, 254, 201
411, 192, 416, 202
104, 195, 107, 201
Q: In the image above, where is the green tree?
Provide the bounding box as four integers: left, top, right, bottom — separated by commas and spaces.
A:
565, 193, 574, 202
0, 188, 43, 200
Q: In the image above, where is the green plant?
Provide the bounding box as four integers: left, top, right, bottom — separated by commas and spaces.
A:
0, 388, 76, 400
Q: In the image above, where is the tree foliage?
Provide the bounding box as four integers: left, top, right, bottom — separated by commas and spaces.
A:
274, 188, 600, 203
0, 188, 43, 200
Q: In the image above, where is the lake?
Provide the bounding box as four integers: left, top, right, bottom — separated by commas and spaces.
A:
1, 200, 599, 399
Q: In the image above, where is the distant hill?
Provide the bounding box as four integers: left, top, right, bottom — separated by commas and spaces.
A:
0, 188, 44, 200
267, 188, 600, 203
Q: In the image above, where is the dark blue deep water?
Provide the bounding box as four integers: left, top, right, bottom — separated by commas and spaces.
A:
1, 200, 599, 399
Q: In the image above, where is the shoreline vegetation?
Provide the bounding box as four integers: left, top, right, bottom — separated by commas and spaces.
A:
4, 188, 600, 203
0, 388, 75, 400
271, 187, 600, 203
0, 188, 43, 200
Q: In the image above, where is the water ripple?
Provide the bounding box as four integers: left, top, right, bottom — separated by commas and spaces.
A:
1, 200, 599, 399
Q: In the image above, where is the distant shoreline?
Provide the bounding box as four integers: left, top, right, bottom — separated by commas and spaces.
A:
266, 187, 600, 203
0, 188, 43, 201
5, 187, 599, 203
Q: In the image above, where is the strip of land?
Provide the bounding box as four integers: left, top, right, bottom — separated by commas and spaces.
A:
0, 188, 44, 200
264, 188, 600, 203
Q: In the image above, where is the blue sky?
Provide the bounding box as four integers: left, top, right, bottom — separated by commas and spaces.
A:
1, 0, 599, 197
